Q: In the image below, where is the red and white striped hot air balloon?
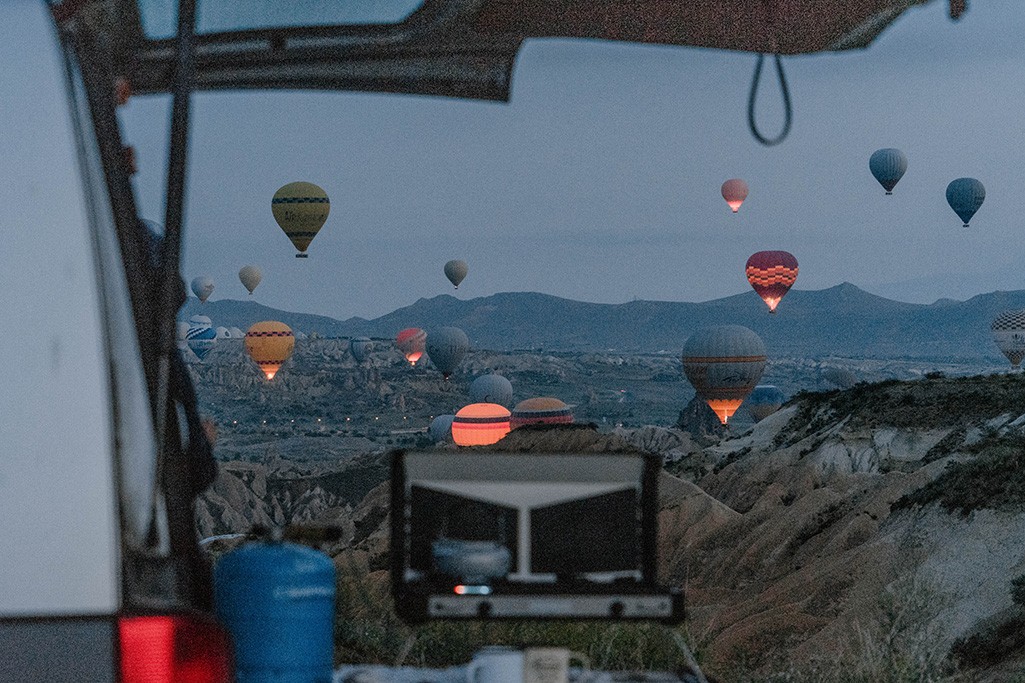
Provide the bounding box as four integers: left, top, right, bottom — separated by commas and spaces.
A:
746, 250, 798, 313
396, 328, 427, 366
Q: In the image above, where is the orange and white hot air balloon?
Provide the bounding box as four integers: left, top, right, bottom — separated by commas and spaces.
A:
682, 325, 766, 425
396, 328, 426, 366
451, 403, 512, 446
721, 179, 749, 213
244, 321, 295, 380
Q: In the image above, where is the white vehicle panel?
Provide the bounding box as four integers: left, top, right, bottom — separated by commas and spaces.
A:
0, 0, 119, 615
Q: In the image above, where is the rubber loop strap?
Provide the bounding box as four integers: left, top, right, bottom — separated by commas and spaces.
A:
748, 53, 793, 146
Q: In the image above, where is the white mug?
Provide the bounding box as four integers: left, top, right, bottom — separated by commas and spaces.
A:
523, 648, 590, 683
466, 646, 524, 683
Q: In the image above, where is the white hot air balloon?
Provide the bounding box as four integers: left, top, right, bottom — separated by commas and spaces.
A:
239, 265, 262, 295
444, 260, 468, 289
469, 374, 514, 407
191, 276, 214, 303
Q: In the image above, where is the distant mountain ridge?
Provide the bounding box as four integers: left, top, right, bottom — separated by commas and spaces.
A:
181, 283, 1025, 360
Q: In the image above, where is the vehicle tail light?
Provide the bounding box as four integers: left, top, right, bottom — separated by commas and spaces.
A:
118, 614, 233, 683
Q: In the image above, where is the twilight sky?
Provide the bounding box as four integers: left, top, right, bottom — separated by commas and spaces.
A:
120, 1, 1025, 320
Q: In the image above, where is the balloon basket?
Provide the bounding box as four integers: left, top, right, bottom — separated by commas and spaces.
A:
296, 253, 308, 258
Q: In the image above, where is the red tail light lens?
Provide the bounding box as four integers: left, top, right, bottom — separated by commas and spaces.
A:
118, 615, 233, 683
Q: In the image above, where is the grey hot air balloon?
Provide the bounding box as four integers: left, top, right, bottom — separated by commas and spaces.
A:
869, 148, 907, 195
429, 414, 455, 443
747, 385, 784, 422
991, 310, 1025, 367
239, 265, 262, 295
215, 326, 230, 339
469, 374, 514, 407
822, 367, 859, 390
681, 325, 766, 425
191, 276, 214, 303
444, 260, 468, 289
349, 337, 373, 364
425, 327, 469, 379
946, 177, 985, 227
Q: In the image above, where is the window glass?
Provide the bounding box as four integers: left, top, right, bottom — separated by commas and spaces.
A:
137, 0, 425, 40
63, 45, 164, 553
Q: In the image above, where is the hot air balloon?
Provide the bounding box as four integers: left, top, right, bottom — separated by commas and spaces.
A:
746, 251, 798, 313
451, 403, 512, 446
215, 326, 230, 339
444, 260, 468, 289
186, 315, 217, 361
869, 148, 907, 195
991, 310, 1025, 367
425, 327, 469, 379
469, 374, 514, 407
244, 321, 295, 380
349, 337, 373, 364
239, 265, 262, 295
191, 276, 214, 303
747, 385, 784, 422
946, 178, 985, 227
822, 367, 858, 390
396, 328, 427, 366
509, 397, 574, 429
176, 321, 193, 357
682, 325, 766, 425
272, 182, 330, 257
721, 179, 749, 213
429, 414, 455, 444
228, 326, 244, 339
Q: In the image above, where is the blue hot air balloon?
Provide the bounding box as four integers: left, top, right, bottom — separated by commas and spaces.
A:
946, 177, 985, 227
869, 148, 907, 195
747, 385, 785, 422
186, 315, 217, 361
429, 415, 455, 443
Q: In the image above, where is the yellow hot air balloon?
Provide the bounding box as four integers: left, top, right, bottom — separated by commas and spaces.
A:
244, 321, 295, 380
272, 182, 330, 258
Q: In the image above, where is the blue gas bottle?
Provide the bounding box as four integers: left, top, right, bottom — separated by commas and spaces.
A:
214, 538, 336, 683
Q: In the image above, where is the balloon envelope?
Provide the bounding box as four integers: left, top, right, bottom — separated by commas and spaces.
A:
428, 414, 455, 443
992, 310, 1025, 367
451, 403, 511, 446
426, 327, 469, 378
469, 374, 514, 407
721, 178, 749, 213
244, 321, 295, 380
747, 385, 785, 422
746, 251, 798, 313
349, 337, 373, 364
869, 148, 907, 194
239, 265, 262, 294
444, 260, 468, 288
510, 397, 574, 429
946, 177, 985, 227
682, 325, 766, 424
822, 367, 859, 390
396, 328, 427, 366
186, 314, 217, 361
191, 276, 214, 303
272, 182, 330, 257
